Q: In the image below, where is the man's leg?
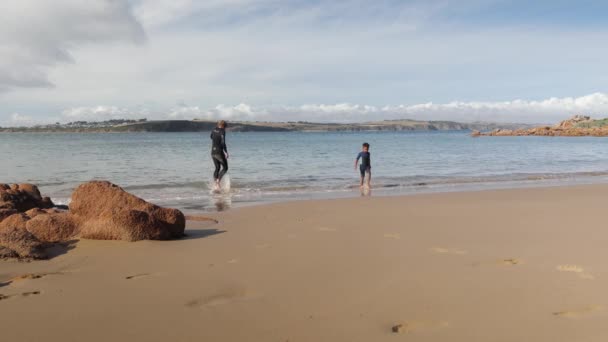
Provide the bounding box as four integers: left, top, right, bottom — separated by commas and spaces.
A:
217, 154, 229, 181
366, 168, 372, 187
212, 155, 221, 188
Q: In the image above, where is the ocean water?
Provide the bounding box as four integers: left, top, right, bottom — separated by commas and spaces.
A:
3, 131, 608, 212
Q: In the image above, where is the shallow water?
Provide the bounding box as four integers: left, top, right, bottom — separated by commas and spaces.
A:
3, 131, 608, 211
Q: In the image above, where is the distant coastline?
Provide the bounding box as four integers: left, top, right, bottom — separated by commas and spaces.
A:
472, 115, 608, 137
0, 118, 533, 133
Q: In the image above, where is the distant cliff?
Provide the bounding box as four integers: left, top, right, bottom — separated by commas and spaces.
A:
0, 119, 532, 133
473, 115, 608, 137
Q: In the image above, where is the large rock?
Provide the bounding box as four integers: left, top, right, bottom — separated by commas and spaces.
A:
0, 225, 46, 259
70, 181, 185, 241
554, 115, 591, 129
0, 213, 29, 230
0, 183, 54, 213
26, 212, 79, 243
0, 208, 18, 221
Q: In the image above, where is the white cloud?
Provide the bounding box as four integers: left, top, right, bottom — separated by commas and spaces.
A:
0, 0, 144, 92
2, 113, 59, 127
2, 1, 608, 126
62, 106, 148, 121
38, 92, 608, 126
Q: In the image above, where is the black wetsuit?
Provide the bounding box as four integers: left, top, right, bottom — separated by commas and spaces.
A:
357, 151, 371, 177
210, 127, 228, 180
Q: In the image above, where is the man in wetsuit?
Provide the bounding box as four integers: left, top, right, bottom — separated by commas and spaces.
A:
210, 120, 229, 189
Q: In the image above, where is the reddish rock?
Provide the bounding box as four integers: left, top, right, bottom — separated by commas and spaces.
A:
0, 208, 18, 222
0, 183, 54, 212
477, 115, 606, 137
0, 225, 46, 259
0, 213, 29, 230
554, 115, 591, 129
0, 246, 18, 259
26, 212, 79, 243
25, 208, 47, 218
70, 181, 185, 241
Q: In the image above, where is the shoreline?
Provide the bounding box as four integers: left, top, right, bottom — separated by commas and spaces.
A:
2, 184, 607, 341
36, 170, 608, 214
182, 174, 608, 213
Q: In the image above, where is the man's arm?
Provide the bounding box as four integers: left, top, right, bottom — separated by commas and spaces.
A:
354, 153, 361, 170
222, 131, 229, 158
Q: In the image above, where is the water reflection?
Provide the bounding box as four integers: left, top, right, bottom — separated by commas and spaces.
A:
360, 186, 372, 197
212, 193, 232, 211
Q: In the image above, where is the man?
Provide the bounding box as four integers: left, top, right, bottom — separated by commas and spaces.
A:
210, 120, 229, 190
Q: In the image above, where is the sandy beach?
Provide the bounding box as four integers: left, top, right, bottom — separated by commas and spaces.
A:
1, 184, 607, 341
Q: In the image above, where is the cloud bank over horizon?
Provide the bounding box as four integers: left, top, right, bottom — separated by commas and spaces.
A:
5, 92, 608, 127
1, 0, 608, 125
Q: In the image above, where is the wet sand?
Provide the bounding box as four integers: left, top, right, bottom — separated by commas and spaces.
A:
1, 185, 607, 341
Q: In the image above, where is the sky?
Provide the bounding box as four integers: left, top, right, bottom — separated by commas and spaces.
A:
1, 0, 608, 126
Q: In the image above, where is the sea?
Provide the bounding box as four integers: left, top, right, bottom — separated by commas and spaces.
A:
3, 131, 608, 212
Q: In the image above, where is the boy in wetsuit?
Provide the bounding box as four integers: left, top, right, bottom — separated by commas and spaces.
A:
210, 120, 229, 190
354, 142, 371, 188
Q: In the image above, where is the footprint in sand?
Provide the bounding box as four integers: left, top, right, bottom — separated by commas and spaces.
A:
556, 264, 595, 280
430, 247, 468, 255
12, 273, 47, 281
383, 233, 400, 239
255, 243, 270, 249
186, 288, 254, 308
0, 291, 41, 301
500, 258, 523, 266
4, 272, 64, 287
316, 227, 337, 232
391, 320, 450, 334
227, 259, 239, 264
125, 273, 151, 280
553, 305, 604, 318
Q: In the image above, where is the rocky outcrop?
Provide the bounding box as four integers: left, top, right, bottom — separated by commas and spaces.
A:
25, 212, 79, 243
0, 183, 54, 212
0, 181, 188, 259
474, 115, 607, 137
0, 225, 46, 260
70, 181, 185, 241
0, 183, 68, 259
554, 115, 591, 129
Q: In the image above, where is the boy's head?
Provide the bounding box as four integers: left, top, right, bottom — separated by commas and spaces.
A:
217, 120, 227, 128
362, 142, 370, 152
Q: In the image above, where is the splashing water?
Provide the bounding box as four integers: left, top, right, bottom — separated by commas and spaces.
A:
220, 174, 231, 192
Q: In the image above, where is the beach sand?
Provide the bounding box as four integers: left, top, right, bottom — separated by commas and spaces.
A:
1, 185, 607, 341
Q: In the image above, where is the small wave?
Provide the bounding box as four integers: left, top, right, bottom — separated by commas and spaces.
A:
124, 181, 209, 191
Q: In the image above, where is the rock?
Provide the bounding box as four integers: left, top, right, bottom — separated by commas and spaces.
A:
0, 246, 18, 259
70, 181, 185, 241
0, 213, 30, 230
476, 115, 605, 137
470, 130, 481, 137
0, 183, 54, 212
554, 115, 591, 129
0, 208, 18, 222
26, 212, 79, 243
0, 225, 46, 259
25, 208, 47, 218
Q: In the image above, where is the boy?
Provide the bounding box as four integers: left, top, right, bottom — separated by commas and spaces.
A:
354, 142, 371, 188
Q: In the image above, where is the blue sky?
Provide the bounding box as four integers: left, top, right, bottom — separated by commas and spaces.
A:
1, 0, 608, 125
